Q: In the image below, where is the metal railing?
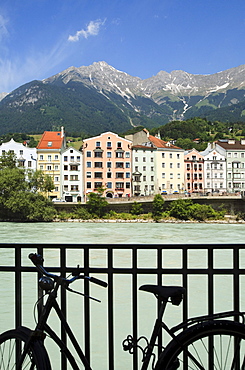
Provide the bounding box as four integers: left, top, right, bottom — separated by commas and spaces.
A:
0, 243, 245, 369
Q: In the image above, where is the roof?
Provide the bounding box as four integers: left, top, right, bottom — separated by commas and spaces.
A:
216, 139, 245, 150
148, 135, 182, 150
37, 131, 65, 150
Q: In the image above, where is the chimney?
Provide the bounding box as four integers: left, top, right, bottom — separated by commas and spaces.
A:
61, 126, 64, 138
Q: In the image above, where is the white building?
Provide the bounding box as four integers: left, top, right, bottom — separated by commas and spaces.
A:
61, 147, 84, 202
0, 139, 37, 170
200, 144, 226, 194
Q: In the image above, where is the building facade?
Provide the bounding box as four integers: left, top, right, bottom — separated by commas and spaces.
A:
82, 132, 132, 198
61, 147, 83, 202
36, 128, 66, 199
201, 145, 226, 194
215, 139, 245, 194
184, 149, 204, 193
0, 139, 37, 171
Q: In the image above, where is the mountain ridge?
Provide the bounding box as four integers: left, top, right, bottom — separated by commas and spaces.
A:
1, 62, 245, 135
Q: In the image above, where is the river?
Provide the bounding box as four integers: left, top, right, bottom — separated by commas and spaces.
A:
0, 222, 244, 369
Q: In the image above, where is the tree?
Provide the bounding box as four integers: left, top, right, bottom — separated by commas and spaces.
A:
86, 187, 108, 218
130, 201, 143, 215
27, 170, 55, 194
0, 152, 56, 221
152, 194, 164, 220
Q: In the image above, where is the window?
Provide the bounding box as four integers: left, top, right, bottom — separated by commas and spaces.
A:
71, 185, 79, 191
117, 142, 122, 148
170, 173, 173, 179
70, 175, 78, 181
126, 182, 130, 189
107, 162, 112, 168
54, 176, 59, 182
87, 172, 91, 178
177, 154, 180, 159
116, 173, 124, 178
177, 163, 180, 168
64, 185, 68, 191
47, 165, 52, 171
77, 156, 80, 162
162, 173, 165, 178
107, 152, 112, 158
86, 162, 91, 168
125, 152, 130, 158
64, 175, 68, 180
87, 151, 91, 157
125, 162, 130, 168
87, 182, 92, 189
94, 151, 103, 158
64, 165, 68, 170
143, 157, 146, 162
28, 161, 32, 168
116, 182, 124, 189
70, 165, 78, 171
64, 156, 68, 162
135, 157, 138, 162
107, 142, 112, 148
107, 182, 112, 188
169, 153, 172, 158
143, 166, 146, 171
170, 163, 173, 168
162, 153, 165, 158
126, 172, 130, 178
94, 172, 103, 178
96, 141, 101, 148
70, 156, 74, 162
143, 176, 146, 181
116, 162, 124, 168
107, 172, 112, 178
94, 162, 103, 168
55, 155, 58, 160
39, 155, 43, 160
162, 163, 165, 168
151, 166, 154, 171
151, 157, 154, 162
48, 155, 52, 162
48, 141, 52, 147
151, 176, 154, 181
227, 153, 231, 158
116, 152, 124, 158
94, 182, 102, 188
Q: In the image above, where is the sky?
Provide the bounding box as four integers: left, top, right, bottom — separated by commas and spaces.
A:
0, 0, 245, 93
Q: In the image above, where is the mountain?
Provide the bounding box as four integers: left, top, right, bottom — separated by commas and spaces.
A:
1, 61, 245, 136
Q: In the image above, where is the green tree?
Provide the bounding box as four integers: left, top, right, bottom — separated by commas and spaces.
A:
130, 201, 143, 215
152, 194, 165, 220
0, 153, 56, 221
28, 170, 55, 194
168, 199, 193, 220
86, 187, 108, 218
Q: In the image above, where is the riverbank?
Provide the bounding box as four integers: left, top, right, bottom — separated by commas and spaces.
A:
53, 215, 245, 223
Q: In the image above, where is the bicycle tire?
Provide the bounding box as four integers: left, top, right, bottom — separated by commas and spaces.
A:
0, 326, 51, 370
155, 319, 245, 369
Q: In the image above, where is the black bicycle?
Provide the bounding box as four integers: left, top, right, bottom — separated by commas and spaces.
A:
0, 253, 244, 369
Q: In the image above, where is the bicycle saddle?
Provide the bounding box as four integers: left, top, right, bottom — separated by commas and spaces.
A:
139, 285, 186, 306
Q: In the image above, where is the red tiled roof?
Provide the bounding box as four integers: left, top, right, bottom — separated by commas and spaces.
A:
37, 131, 64, 150
148, 135, 181, 149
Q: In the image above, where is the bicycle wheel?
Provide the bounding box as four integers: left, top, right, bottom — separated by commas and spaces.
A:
155, 320, 245, 369
0, 326, 51, 369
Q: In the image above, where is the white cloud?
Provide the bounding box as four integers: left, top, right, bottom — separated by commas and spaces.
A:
0, 14, 9, 40
68, 19, 106, 42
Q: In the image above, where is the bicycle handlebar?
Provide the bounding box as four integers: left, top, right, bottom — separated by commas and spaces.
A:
29, 253, 108, 288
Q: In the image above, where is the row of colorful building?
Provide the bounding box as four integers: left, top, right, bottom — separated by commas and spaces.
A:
1, 127, 245, 202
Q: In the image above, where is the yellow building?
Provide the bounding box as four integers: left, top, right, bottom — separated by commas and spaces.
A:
36, 128, 66, 199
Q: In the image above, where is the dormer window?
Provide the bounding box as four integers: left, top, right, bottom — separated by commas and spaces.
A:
48, 141, 52, 147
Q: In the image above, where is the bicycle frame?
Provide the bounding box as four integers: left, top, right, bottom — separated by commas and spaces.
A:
18, 276, 169, 370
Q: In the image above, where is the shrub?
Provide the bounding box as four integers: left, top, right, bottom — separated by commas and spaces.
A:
130, 201, 143, 215
152, 194, 165, 220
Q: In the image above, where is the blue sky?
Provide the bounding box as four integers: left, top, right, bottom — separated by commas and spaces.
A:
0, 0, 245, 93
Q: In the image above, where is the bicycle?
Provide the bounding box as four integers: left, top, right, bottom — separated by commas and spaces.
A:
0, 253, 244, 369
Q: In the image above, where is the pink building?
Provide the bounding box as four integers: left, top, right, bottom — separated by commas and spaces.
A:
82, 132, 132, 198
184, 149, 204, 193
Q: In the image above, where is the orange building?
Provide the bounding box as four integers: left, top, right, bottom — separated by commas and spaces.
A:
82, 132, 132, 199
